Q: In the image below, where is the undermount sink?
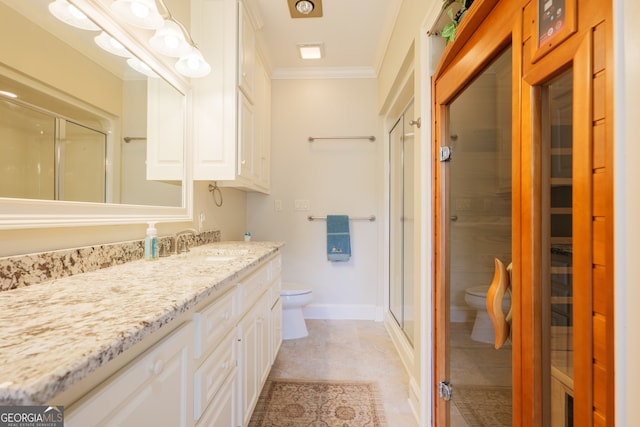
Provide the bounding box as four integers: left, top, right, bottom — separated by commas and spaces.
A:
203, 255, 238, 262
183, 247, 250, 262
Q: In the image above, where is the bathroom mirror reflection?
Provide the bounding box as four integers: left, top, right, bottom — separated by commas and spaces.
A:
0, 0, 184, 208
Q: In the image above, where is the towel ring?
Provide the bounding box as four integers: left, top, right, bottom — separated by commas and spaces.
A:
208, 182, 223, 207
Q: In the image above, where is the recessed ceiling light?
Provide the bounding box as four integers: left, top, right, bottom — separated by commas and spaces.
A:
297, 43, 324, 60
287, 0, 322, 18
295, 0, 314, 15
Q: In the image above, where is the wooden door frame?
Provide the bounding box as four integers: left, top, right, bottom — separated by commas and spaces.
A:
431, 0, 614, 426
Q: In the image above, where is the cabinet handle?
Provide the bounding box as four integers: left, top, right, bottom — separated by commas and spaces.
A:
149, 360, 164, 375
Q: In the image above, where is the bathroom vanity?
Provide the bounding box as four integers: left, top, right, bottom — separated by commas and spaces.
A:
0, 241, 282, 427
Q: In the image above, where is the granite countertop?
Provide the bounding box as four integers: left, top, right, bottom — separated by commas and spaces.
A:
0, 241, 283, 405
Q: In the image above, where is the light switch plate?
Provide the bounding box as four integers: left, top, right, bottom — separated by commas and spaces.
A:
294, 199, 310, 211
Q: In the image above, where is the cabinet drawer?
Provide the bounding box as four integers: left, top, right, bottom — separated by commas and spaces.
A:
194, 287, 238, 359
238, 264, 269, 313
196, 367, 237, 427
193, 330, 237, 420
66, 323, 192, 427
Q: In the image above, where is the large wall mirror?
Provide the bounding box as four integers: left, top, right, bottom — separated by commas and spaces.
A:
0, 0, 192, 228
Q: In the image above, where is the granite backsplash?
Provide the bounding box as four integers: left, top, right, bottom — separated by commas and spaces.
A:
0, 230, 221, 292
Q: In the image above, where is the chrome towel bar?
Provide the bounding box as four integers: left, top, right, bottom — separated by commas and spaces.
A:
308, 136, 375, 142
123, 136, 147, 143
308, 215, 376, 222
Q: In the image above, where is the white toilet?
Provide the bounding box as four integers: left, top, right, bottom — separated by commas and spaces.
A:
465, 286, 511, 344
280, 283, 313, 340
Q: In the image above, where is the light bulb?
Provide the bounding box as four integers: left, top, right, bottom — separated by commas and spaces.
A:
150, 20, 192, 57
295, 0, 314, 14
48, 0, 100, 31
175, 49, 211, 78
95, 32, 131, 57
164, 35, 180, 49
68, 4, 86, 20
130, 2, 149, 18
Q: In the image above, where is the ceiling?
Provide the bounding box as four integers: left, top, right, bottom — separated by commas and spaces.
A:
251, 0, 402, 79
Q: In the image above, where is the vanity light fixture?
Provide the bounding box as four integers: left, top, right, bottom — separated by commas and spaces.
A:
110, 0, 164, 30
149, 19, 193, 57
175, 49, 212, 78
48, 0, 211, 78
94, 32, 131, 57
297, 43, 324, 59
48, 0, 100, 31
113, 0, 212, 77
126, 57, 158, 78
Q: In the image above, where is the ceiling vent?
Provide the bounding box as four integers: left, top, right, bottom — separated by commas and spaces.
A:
287, 0, 323, 18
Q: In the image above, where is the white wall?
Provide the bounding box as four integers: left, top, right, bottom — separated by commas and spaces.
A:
247, 78, 384, 320
615, 0, 640, 424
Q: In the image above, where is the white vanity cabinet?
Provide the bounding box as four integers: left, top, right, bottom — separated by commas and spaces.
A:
66, 322, 194, 427
191, 0, 271, 193
237, 259, 274, 427
65, 252, 282, 427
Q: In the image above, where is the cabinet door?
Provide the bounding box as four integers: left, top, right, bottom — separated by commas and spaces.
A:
238, 306, 258, 427
253, 54, 271, 192
237, 0, 255, 100
196, 367, 237, 427
191, 0, 237, 181
270, 298, 282, 365
256, 293, 271, 388
237, 92, 256, 183
66, 323, 193, 427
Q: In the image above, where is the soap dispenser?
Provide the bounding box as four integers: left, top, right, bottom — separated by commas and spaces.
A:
144, 222, 158, 261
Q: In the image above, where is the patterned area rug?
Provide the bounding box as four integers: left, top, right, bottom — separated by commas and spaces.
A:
452, 385, 512, 427
249, 379, 388, 427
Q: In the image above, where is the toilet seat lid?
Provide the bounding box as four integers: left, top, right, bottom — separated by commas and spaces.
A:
465, 286, 489, 297
281, 283, 312, 296
281, 289, 312, 296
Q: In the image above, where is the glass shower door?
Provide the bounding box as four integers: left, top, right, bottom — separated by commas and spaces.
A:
389, 100, 414, 344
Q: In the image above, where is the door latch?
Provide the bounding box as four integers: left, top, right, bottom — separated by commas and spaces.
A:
439, 381, 453, 401
439, 146, 452, 162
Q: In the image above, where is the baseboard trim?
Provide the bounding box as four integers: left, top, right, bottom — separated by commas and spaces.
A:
303, 304, 384, 321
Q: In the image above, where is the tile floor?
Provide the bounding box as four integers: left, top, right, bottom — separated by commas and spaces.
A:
267, 319, 419, 427
450, 322, 512, 426
263, 319, 512, 427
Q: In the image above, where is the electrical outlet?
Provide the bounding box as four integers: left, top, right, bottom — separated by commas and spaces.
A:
198, 212, 206, 230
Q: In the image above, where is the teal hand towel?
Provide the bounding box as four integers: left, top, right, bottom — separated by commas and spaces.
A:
326, 215, 351, 261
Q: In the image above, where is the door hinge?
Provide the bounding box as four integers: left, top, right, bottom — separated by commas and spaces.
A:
439, 381, 453, 401
439, 146, 452, 162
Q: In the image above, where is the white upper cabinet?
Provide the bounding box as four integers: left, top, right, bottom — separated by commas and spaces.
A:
238, 1, 256, 101
191, 0, 270, 193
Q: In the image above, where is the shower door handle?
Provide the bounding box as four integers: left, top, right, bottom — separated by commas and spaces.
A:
486, 258, 512, 349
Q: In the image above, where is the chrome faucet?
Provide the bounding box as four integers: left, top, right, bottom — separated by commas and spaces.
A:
172, 228, 198, 254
